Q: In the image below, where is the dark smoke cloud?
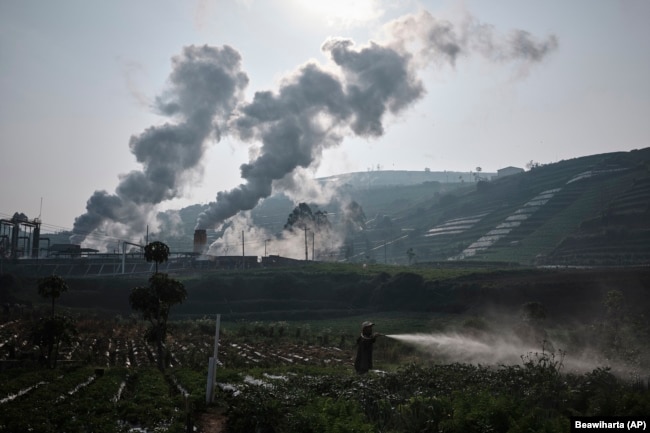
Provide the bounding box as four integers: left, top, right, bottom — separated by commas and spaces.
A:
71, 45, 248, 243
195, 40, 424, 229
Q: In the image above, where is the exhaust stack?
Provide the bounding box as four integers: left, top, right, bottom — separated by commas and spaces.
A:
193, 229, 207, 254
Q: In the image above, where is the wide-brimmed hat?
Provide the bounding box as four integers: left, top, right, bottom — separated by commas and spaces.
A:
361, 321, 374, 328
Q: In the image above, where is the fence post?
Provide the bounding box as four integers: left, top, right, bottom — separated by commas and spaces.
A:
205, 314, 221, 404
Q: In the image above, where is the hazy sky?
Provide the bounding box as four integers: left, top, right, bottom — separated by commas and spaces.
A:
1, 0, 648, 233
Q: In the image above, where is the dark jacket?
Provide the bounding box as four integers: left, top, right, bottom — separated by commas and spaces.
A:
354, 334, 377, 374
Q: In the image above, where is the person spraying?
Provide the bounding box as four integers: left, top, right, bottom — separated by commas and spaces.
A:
354, 321, 384, 374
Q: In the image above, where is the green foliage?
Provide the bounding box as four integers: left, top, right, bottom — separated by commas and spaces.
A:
144, 241, 170, 273
284, 202, 331, 233
223, 358, 650, 433
285, 397, 374, 433
31, 315, 78, 368
130, 273, 187, 370
120, 367, 186, 431
130, 274, 187, 323
37, 274, 69, 316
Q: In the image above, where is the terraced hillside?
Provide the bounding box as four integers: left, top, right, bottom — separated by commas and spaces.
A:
344, 148, 650, 266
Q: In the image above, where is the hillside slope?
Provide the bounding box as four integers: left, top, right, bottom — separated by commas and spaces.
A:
253, 148, 650, 266
358, 148, 650, 265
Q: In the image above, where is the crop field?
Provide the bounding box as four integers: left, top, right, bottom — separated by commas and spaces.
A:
1, 310, 649, 433
1, 264, 649, 432
0, 315, 370, 433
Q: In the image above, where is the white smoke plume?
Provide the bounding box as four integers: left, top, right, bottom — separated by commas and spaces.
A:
70, 10, 558, 249
273, 168, 340, 208
196, 10, 558, 235
194, 39, 424, 231
207, 212, 344, 261
387, 10, 559, 67
71, 45, 248, 245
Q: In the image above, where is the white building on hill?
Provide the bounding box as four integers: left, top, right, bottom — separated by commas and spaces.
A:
497, 166, 525, 177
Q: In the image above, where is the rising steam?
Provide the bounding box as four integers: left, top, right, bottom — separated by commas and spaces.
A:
71, 10, 558, 248
71, 45, 248, 244
196, 11, 558, 238
195, 37, 424, 231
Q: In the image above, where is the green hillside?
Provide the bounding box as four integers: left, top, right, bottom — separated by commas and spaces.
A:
340, 148, 650, 266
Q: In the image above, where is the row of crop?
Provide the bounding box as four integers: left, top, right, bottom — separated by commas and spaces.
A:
222, 362, 650, 433
0, 328, 190, 371
0, 366, 112, 432
0, 365, 200, 433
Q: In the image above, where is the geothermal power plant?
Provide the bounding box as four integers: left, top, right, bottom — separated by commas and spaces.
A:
0, 213, 307, 277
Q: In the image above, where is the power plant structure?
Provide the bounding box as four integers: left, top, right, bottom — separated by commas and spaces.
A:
0, 213, 41, 260
193, 229, 207, 254
1, 215, 314, 277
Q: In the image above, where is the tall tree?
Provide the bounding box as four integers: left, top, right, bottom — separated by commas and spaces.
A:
129, 273, 187, 370
37, 274, 69, 317
284, 203, 330, 233
144, 241, 170, 274
34, 274, 76, 368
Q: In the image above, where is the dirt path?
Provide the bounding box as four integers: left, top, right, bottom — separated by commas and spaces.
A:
196, 407, 227, 433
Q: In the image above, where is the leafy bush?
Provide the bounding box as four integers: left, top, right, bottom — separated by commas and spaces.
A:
223, 361, 650, 433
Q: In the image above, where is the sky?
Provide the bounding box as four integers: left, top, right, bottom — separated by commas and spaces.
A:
1, 0, 649, 236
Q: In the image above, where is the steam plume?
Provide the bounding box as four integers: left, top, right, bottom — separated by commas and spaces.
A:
70, 10, 558, 247
71, 45, 248, 244
388, 10, 559, 66
196, 10, 557, 233
196, 38, 424, 229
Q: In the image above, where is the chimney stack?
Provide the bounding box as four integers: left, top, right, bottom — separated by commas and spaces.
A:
193, 229, 207, 254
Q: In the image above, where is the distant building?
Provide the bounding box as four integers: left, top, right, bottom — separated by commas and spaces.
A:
48, 243, 99, 257
497, 166, 525, 177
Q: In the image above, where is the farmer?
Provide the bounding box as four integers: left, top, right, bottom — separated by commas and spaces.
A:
354, 321, 383, 374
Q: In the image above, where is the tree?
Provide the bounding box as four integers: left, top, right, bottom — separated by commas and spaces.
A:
144, 241, 170, 274
37, 275, 69, 317
284, 203, 330, 233
32, 315, 77, 368
129, 273, 187, 370
474, 166, 483, 182
33, 274, 77, 368
526, 160, 541, 170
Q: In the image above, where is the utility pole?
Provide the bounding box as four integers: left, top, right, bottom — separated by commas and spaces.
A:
304, 226, 308, 261
241, 230, 245, 268
312, 232, 315, 261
